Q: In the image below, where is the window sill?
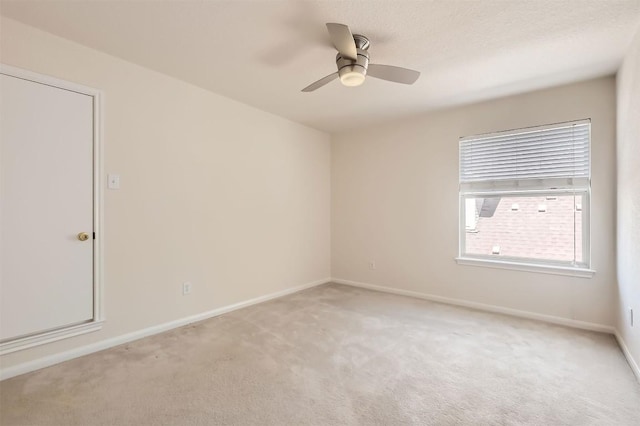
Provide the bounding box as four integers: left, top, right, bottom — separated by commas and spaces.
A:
0, 320, 104, 355
455, 257, 595, 278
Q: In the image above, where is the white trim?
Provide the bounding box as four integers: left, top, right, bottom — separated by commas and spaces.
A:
455, 257, 596, 278
0, 64, 105, 352
93, 84, 105, 324
332, 278, 613, 333
0, 278, 330, 381
614, 330, 640, 383
0, 64, 100, 97
0, 322, 104, 356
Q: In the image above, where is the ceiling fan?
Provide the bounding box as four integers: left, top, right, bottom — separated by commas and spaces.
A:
302, 23, 420, 92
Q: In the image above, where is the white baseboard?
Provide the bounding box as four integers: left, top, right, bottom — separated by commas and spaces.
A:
0, 278, 331, 381
614, 330, 640, 383
332, 278, 615, 334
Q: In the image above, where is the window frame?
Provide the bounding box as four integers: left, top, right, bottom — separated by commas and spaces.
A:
456, 121, 595, 278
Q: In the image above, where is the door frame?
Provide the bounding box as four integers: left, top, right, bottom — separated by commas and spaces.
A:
0, 64, 104, 355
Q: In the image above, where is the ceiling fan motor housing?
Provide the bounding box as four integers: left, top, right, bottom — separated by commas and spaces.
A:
336, 48, 370, 82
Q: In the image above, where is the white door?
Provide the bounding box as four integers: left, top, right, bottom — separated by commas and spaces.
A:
0, 72, 95, 341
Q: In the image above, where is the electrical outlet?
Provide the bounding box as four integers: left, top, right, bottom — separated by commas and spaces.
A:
369, 261, 376, 270
183, 282, 192, 295
107, 174, 120, 190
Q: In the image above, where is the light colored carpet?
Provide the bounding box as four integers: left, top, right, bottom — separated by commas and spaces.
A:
1, 283, 639, 425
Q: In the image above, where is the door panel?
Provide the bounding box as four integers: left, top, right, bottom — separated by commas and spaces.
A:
0, 74, 94, 341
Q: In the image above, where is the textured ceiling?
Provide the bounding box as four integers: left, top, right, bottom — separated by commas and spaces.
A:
2, 0, 640, 133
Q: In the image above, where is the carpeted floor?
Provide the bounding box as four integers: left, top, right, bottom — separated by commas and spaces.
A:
1, 283, 639, 425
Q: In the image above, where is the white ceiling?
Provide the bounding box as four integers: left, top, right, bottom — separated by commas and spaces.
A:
2, 0, 640, 133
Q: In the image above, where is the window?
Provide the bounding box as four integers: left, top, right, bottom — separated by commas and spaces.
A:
457, 120, 593, 277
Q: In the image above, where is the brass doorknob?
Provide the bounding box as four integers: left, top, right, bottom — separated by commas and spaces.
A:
77, 232, 90, 241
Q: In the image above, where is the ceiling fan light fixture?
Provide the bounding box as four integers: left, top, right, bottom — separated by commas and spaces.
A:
339, 70, 366, 87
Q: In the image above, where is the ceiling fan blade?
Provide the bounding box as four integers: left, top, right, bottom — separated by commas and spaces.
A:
326, 23, 358, 60
367, 64, 420, 84
301, 72, 339, 92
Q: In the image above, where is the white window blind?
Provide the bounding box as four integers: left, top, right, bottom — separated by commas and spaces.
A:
460, 120, 590, 190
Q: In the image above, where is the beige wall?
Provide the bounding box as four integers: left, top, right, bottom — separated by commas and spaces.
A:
0, 18, 331, 370
616, 27, 640, 371
332, 77, 617, 326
